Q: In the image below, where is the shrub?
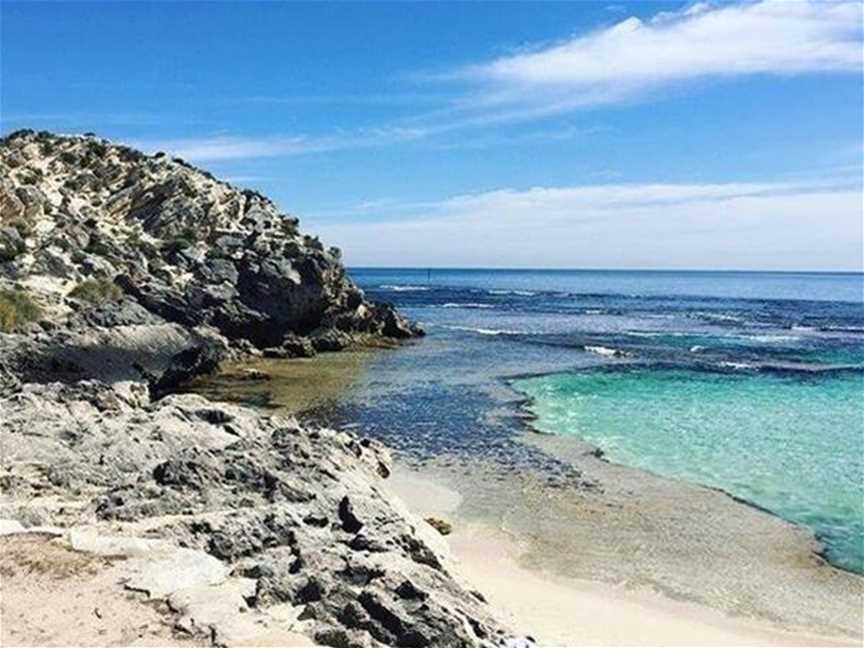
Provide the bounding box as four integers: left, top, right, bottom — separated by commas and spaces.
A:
5, 215, 34, 238
162, 228, 197, 256
85, 238, 114, 257
0, 244, 22, 262
0, 289, 42, 333
68, 279, 122, 304
0, 233, 24, 262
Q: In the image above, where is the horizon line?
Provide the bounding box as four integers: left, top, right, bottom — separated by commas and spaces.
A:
347, 266, 864, 275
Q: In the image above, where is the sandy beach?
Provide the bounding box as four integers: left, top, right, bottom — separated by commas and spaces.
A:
386, 466, 862, 648
186, 348, 864, 647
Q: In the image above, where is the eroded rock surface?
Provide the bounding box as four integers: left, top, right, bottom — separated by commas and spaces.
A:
0, 381, 513, 646
0, 130, 421, 392
0, 131, 519, 646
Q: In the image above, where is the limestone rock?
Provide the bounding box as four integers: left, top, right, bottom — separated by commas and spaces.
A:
0, 380, 515, 646
0, 129, 421, 395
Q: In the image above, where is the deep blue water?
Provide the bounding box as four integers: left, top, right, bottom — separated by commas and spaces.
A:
328, 269, 864, 573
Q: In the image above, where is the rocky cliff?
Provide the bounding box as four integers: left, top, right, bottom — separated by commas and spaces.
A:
0, 129, 420, 393
0, 131, 527, 647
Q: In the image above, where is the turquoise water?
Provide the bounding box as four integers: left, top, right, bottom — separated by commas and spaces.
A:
514, 368, 864, 573
301, 269, 864, 573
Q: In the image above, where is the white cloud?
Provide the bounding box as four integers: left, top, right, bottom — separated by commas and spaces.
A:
129, 2, 863, 161
133, 127, 427, 162
305, 180, 863, 271
444, 0, 862, 115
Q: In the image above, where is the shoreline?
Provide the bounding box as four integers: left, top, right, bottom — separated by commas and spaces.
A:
187, 350, 864, 643
191, 351, 864, 643
504, 369, 863, 578
385, 465, 860, 647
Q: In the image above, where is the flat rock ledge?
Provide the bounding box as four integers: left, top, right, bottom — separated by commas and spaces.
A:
0, 380, 532, 647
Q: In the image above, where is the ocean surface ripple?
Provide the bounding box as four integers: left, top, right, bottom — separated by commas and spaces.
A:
346, 269, 864, 573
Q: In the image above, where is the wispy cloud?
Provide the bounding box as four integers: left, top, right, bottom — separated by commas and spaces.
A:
305, 179, 863, 270
123, 1, 863, 162
444, 0, 862, 116
133, 127, 427, 162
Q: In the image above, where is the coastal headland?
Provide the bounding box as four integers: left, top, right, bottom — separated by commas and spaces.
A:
0, 130, 860, 647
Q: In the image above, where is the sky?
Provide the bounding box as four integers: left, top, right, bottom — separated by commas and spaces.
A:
1, 0, 862, 270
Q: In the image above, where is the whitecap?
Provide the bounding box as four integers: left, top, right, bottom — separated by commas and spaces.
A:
738, 334, 800, 343
441, 302, 495, 309
584, 345, 630, 358
379, 284, 429, 292
719, 361, 755, 370
440, 325, 523, 336
488, 289, 536, 296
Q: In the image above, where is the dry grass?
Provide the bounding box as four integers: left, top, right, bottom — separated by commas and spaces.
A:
0, 289, 42, 333
68, 278, 123, 304
0, 534, 113, 579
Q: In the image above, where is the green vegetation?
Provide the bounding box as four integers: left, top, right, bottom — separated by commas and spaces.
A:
0, 235, 24, 262
85, 238, 114, 257
68, 279, 122, 304
0, 289, 42, 333
163, 236, 193, 255
6, 216, 34, 238
163, 228, 198, 255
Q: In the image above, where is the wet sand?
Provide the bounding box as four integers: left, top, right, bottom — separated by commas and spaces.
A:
386, 466, 862, 647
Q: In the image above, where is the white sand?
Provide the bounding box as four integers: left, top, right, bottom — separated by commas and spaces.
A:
386, 467, 859, 648
0, 533, 314, 648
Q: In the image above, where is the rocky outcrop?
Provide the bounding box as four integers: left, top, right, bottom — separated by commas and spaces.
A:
0, 381, 515, 647
0, 129, 421, 392
0, 131, 527, 647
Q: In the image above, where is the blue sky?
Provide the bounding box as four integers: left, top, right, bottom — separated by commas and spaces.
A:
2, 1, 862, 270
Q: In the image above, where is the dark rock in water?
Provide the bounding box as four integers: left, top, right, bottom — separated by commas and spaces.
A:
263, 333, 317, 359
424, 517, 453, 536
149, 332, 226, 398
312, 329, 352, 352
234, 367, 271, 381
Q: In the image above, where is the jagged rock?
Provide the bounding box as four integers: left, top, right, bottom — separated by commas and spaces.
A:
0, 381, 514, 646
0, 130, 421, 359
263, 333, 317, 359
0, 130, 523, 647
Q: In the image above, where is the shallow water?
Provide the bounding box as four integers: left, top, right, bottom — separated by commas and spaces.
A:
195, 268, 864, 574
351, 268, 864, 574
513, 367, 864, 573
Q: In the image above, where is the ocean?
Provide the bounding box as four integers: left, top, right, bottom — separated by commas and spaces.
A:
341, 268, 864, 574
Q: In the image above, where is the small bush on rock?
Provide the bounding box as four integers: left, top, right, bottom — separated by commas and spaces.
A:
0, 289, 42, 333
163, 230, 196, 256
68, 279, 122, 304
85, 238, 113, 257
0, 230, 25, 262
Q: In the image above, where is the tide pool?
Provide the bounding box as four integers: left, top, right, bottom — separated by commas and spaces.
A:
513, 368, 864, 573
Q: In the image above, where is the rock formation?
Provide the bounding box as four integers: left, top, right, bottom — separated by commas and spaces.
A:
0, 131, 526, 647
0, 129, 421, 392
0, 382, 511, 647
